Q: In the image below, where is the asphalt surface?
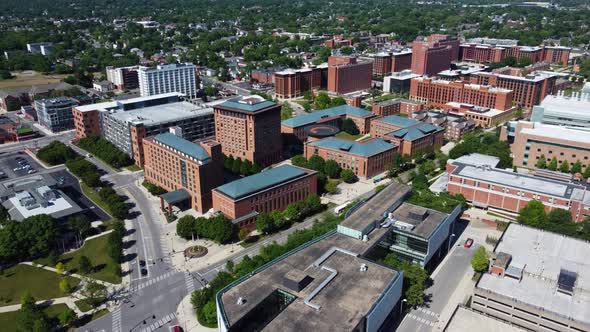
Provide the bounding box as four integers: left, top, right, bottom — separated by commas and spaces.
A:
397, 245, 479, 332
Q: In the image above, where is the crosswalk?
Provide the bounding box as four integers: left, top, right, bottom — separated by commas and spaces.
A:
184, 271, 195, 293
159, 236, 172, 264
112, 306, 122, 332
140, 312, 176, 332
131, 271, 176, 292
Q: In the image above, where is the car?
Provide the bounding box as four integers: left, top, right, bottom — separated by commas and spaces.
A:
172, 326, 183, 332
464, 238, 474, 248
18, 160, 28, 165
27, 169, 37, 174
141, 268, 148, 276
139, 260, 146, 267
13, 167, 22, 171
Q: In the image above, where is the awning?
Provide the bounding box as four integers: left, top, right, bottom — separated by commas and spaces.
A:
160, 189, 190, 205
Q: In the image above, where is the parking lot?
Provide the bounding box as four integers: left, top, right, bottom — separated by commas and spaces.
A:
0, 150, 43, 180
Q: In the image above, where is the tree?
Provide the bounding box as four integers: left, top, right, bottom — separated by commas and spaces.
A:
517, 200, 547, 226
231, 157, 242, 174
571, 160, 582, 174
559, 161, 570, 173
314, 92, 331, 110
69, 215, 91, 239
256, 213, 275, 234
324, 160, 341, 178
420, 160, 436, 175
324, 180, 339, 194
224, 155, 234, 170
16, 292, 49, 332
547, 157, 558, 171
341, 169, 357, 183
330, 96, 346, 107
341, 118, 360, 135
82, 280, 107, 307
471, 246, 489, 272
535, 154, 547, 169
240, 159, 252, 175
58, 308, 77, 326
250, 162, 262, 174
56, 262, 65, 275
59, 279, 72, 294
176, 215, 196, 239
547, 208, 571, 224
283, 203, 301, 221
291, 155, 308, 168
79, 255, 92, 274
307, 155, 325, 172
584, 165, 590, 179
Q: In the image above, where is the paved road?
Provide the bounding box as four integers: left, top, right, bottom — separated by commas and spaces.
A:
0, 130, 74, 153
397, 245, 478, 332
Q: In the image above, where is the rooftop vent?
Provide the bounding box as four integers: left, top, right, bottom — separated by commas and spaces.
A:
360, 264, 368, 272
557, 269, 577, 296
236, 297, 246, 305
283, 269, 313, 292
408, 207, 428, 221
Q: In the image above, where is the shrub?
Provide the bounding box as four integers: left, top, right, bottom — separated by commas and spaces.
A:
37, 141, 77, 165
142, 181, 167, 196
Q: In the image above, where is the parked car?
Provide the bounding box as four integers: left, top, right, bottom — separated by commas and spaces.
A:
27, 169, 37, 174
172, 326, 183, 332
464, 238, 474, 248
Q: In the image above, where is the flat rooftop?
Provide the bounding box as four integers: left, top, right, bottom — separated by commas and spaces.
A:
216, 95, 277, 113
214, 165, 312, 200
477, 224, 590, 326
450, 161, 583, 199
306, 137, 396, 157
519, 122, 590, 145
74, 92, 183, 113
340, 181, 411, 232
107, 101, 213, 126
537, 94, 590, 119
444, 306, 526, 332
377, 98, 422, 107
389, 203, 448, 239
281, 105, 373, 128
219, 231, 400, 332
377, 115, 420, 127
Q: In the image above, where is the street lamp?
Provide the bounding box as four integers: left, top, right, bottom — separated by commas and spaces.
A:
400, 298, 407, 317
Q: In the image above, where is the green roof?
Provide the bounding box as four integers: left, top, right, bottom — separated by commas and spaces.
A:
389, 123, 442, 141
161, 189, 190, 204
218, 97, 277, 112
379, 115, 420, 128
154, 133, 211, 162
281, 105, 373, 128
215, 165, 308, 200
307, 137, 396, 157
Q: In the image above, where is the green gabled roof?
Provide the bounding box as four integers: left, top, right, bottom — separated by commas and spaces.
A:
154, 133, 211, 162
215, 165, 308, 200
281, 105, 373, 128
218, 97, 277, 112
389, 123, 442, 141
379, 115, 420, 128
307, 137, 396, 157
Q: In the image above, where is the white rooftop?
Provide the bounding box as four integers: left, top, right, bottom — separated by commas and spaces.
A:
446, 306, 526, 332
478, 224, 590, 325
537, 93, 590, 120
452, 153, 500, 168
75, 92, 184, 113
520, 122, 590, 145
9, 191, 73, 219
107, 101, 213, 126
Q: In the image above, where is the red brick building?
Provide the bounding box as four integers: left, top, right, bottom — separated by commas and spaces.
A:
459, 44, 570, 66
214, 95, 282, 167
410, 77, 513, 110
411, 34, 459, 76
470, 71, 557, 108
372, 99, 424, 117
324, 35, 353, 48
370, 115, 444, 156
304, 137, 398, 179
372, 53, 392, 76
327, 56, 372, 94
445, 154, 590, 222
212, 165, 318, 228
250, 69, 275, 84
391, 50, 413, 72
274, 66, 328, 99
143, 133, 224, 213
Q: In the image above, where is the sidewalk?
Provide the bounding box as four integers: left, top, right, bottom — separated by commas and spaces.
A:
175, 294, 215, 332
21, 262, 117, 288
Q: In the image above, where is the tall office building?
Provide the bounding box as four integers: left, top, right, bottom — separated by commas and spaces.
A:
35, 97, 78, 132
327, 56, 372, 95
411, 34, 459, 76
138, 63, 197, 98
213, 95, 282, 167
106, 66, 140, 91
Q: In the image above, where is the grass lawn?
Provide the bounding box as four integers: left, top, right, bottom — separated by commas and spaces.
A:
75, 299, 94, 312
36, 234, 121, 284
0, 72, 68, 89
125, 164, 142, 172
0, 303, 70, 331
335, 132, 364, 141
0, 265, 80, 306
80, 183, 113, 217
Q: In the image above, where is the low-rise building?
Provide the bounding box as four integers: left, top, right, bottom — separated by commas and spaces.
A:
444, 154, 590, 222
274, 65, 328, 99
383, 70, 421, 94
530, 92, 590, 128
444, 117, 476, 141
304, 137, 397, 179
370, 115, 444, 156
372, 98, 424, 117
473, 223, 590, 332
143, 132, 223, 213
281, 105, 376, 143
212, 165, 318, 228
505, 121, 590, 170
34, 97, 78, 132
444, 102, 516, 128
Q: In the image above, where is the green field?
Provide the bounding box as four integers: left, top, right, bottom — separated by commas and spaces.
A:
0, 265, 79, 306
36, 234, 121, 284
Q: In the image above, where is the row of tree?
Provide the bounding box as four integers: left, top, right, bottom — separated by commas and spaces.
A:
176, 214, 234, 244
107, 221, 125, 271
381, 253, 429, 307
77, 136, 132, 169
142, 181, 167, 196
291, 154, 358, 192
535, 154, 590, 176
254, 194, 323, 235
313, 92, 347, 111
37, 141, 78, 166
222, 155, 263, 176
448, 131, 513, 169
191, 212, 343, 327
0, 215, 58, 265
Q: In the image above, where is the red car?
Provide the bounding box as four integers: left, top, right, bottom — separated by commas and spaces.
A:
464, 238, 474, 248
172, 326, 183, 332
